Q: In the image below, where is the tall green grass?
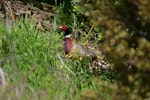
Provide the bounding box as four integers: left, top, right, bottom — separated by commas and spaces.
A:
0, 18, 115, 100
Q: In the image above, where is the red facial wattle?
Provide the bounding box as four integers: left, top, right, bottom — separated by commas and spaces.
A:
60, 25, 68, 32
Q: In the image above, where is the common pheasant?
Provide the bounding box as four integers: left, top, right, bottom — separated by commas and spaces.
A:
59, 25, 111, 72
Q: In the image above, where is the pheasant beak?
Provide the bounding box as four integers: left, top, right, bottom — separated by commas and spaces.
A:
59, 26, 63, 29
59, 26, 64, 32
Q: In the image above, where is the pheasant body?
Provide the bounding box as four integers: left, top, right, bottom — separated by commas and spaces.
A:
60, 25, 112, 72
65, 36, 73, 54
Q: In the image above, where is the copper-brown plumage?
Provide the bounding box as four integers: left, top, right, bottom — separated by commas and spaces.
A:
60, 25, 101, 58
59, 25, 111, 72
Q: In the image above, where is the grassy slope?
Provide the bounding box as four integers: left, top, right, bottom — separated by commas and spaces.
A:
0, 18, 115, 100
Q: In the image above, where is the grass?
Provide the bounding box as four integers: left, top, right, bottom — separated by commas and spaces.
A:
0, 18, 115, 100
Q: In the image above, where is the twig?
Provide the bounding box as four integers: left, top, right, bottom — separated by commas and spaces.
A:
0, 67, 8, 87
86, 22, 96, 38
56, 53, 75, 76
57, 53, 65, 65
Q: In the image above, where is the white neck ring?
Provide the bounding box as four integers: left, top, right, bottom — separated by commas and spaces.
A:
65, 34, 71, 38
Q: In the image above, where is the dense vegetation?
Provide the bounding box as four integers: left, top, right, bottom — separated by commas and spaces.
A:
0, 0, 150, 99
85, 0, 150, 99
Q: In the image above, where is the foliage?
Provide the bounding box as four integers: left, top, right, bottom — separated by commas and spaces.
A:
4, 0, 150, 99
0, 15, 114, 99
82, 0, 150, 99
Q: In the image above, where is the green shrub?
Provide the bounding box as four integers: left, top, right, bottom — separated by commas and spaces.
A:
83, 0, 150, 99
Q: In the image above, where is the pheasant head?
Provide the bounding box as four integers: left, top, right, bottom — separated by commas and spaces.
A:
59, 25, 73, 54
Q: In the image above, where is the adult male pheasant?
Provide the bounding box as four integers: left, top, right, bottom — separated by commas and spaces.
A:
59, 25, 111, 72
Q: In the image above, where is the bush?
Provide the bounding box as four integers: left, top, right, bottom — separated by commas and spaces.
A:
82, 0, 150, 99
